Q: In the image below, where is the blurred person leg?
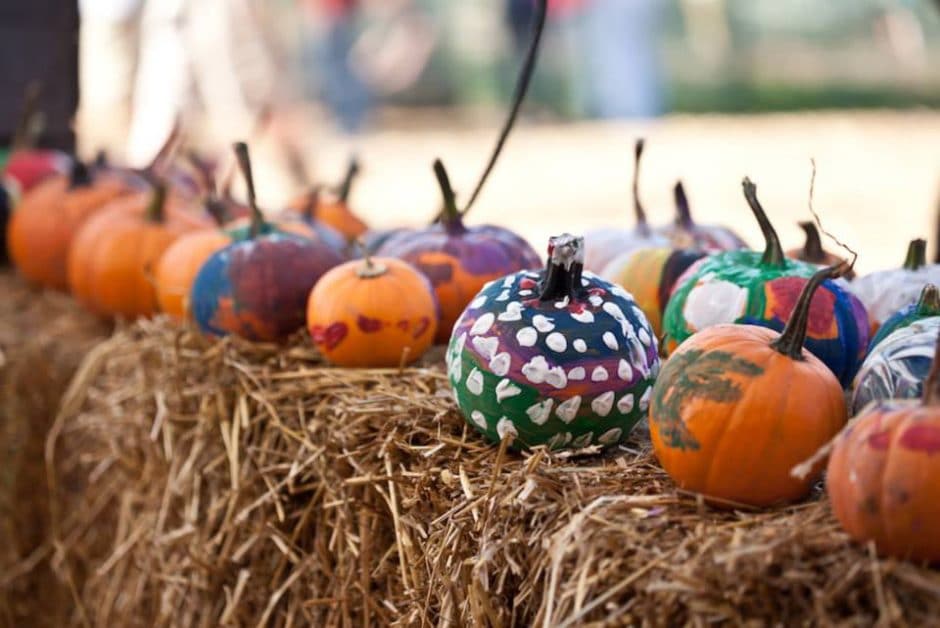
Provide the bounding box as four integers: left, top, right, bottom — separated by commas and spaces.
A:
580, 0, 665, 119
319, 1, 371, 132
77, 0, 143, 160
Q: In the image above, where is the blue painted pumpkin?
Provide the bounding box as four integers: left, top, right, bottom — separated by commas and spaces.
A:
446, 234, 660, 450
869, 283, 940, 351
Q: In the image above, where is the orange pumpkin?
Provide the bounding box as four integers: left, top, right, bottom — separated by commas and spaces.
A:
827, 334, 940, 562
307, 255, 438, 366
649, 263, 849, 507
154, 229, 232, 320
289, 157, 368, 239
8, 160, 133, 289
68, 184, 211, 318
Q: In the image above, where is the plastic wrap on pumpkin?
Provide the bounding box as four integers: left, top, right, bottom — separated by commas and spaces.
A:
851, 239, 940, 332
662, 178, 868, 387
787, 221, 856, 279
307, 255, 438, 367
446, 234, 660, 450
852, 317, 940, 414
378, 160, 541, 343
828, 334, 940, 563
651, 263, 849, 507
869, 283, 940, 351
656, 181, 748, 252
583, 139, 668, 272
601, 247, 706, 337
190, 143, 345, 342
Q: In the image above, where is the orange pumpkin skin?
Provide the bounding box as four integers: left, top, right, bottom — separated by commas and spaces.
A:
649, 324, 846, 507
67, 191, 211, 319
155, 229, 232, 320
827, 402, 940, 562
8, 170, 132, 289
307, 257, 438, 367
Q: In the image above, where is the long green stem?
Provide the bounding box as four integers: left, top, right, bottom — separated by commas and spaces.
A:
461, 0, 547, 214
902, 238, 927, 270
770, 262, 846, 359
632, 139, 650, 235
233, 142, 264, 238
742, 177, 785, 268
433, 159, 466, 235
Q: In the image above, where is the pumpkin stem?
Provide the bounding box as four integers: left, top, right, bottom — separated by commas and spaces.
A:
461, 0, 547, 215
916, 284, 940, 317
742, 178, 786, 268
93, 149, 109, 170
144, 182, 168, 223
799, 221, 826, 262
11, 81, 42, 151
923, 332, 940, 406
300, 185, 321, 222
338, 157, 359, 204
233, 141, 264, 238
673, 181, 694, 231
356, 240, 388, 279
770, 262, 847, 360
632, 138, 650, 235
68, 159, 92, 189
902, 238, 927, 270
433, 159, 466, 235
539, 234, 587, 302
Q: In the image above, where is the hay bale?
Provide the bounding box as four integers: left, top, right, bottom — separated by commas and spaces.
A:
0, 271, 110, 625
50, 318, 940, 626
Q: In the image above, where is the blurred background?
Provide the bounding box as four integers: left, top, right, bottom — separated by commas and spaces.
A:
5, 0, 940, 272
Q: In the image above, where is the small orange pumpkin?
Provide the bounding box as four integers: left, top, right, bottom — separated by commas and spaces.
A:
307, 255, 438, 366
68, 184, 211, 318
289, 157, 368, 239
650, 263, 849, 507
827, 333, 940, 563
8, 160, 133, 289
154, 229, 232, 320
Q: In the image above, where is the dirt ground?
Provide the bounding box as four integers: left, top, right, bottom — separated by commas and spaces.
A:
263, 109, 939, 276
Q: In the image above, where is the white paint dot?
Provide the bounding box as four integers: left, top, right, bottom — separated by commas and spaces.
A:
639, 387, 652, 412
573, 339, 587, 353
498, 302, 523, 321
495, 378, 522, 402
545, 367, 567, 389
546, 332, 567, 352
598, 427, 623, 445
602, 332, 619, 351
471, 336, 499, 359
470, 410, 487, 429
581, 278, 590, 287
632, 305, 645, 320
501, 275, 514, 288
496, 289, 511, 302
571, 310, 595, 324
589, 295, 604, 307
572, 432, 593, 448
548, 432, 571, 449
591, 391, 615, 417
470, 295, 487, 309
555, 396, 582, 423
496, 417, 518, 441
568, 366, 586, 381
522, 356, 550, 384
638, 328, 652, 347
519, 290, 533, 296
526, 399, 554, 425
467, 369, 484, 395
617, 394, 635, 414
516, 327, 538, 347
618, 359, 633, 381
554, 297, 570, 309
603, 302, 627, 322
533, 315, 555, 333
591, 366, 609, 382
489, 352, 511, 376
470, 313, 495, 336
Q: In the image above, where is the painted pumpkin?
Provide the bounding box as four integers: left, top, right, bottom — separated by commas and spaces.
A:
378, 159, 541, 343
828, 335, 940, 563
67, 184, 211, 318
656, 181, 748, 252
852, 317, 940, 414
447, 234, 660, 450
0, 184, 9, 264
288, 157, 368, 239
651, 264, 849, 507
583, 139, 668, 272
154, 229, 233, 320
852, 239, 940, 333
787, 221, 856, 280
8, 160, 134, 290
870, 283, 940, 351
191, 142, 345, 342
662, 178, 869, 387
276, 185, 351, 254
307, 255, 437, 366
600, 246, 706, 337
